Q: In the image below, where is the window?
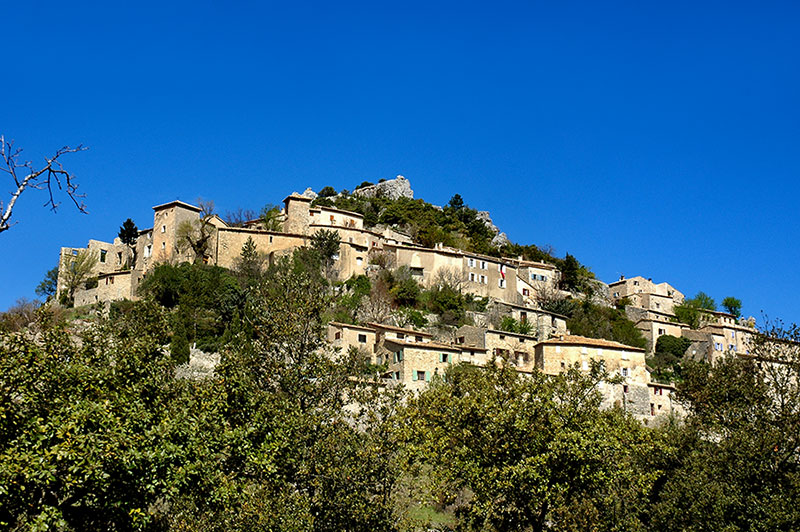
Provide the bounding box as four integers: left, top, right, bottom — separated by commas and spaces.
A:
117, 252, 123, 264
394, 351, 403, 363
469, 272, 476, 282
100, 250, 107, 263
109, 276, 115, 285
144, 245, 152, 258
468, 258, 475, 267
357, 334, 367, 343
650, 403, 655, 416
269, 236, 273, 243
499, 334, 505, 340
161, 225, 166, 233
397, 333, 405, 340
480, 275, 487, 284
623, 385, 629, 393
498, 278, 506, 288
542, 276, 547, 282
394, 371, 400, 380
658, 328, 666, 335
356, 257, 363, 266
653, 386, 659, 395
410, 267, 424, 276
522, 288, 529, 296
415, 336, 423, 342
655, 302, 660, 309
334, 331, 341, 340
731, 331, 735, 339
560, 361, 566, 369
620, 367, 629, 377
613, 292, 619, 298
440, 353, 450, 363
633, 280, 639, 286
161, 242, 166, 250
415, 370, 427, 381
480, 261, 487, 270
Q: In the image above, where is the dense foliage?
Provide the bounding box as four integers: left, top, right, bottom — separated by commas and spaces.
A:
2, 276, 800, 530
566, 300, 648, 349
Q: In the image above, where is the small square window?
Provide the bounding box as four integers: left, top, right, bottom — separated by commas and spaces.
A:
161, 225, 166, 233
357, 334, 367, 343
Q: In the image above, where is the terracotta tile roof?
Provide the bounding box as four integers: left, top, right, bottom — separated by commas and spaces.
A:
384, 338, 461, 351
366, 322, 433, 337
152, 200, 201, 212
328, 322, 376, 332
536, 335, 645, 352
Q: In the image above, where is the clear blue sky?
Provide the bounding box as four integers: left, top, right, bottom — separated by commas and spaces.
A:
2, 1, 799, 324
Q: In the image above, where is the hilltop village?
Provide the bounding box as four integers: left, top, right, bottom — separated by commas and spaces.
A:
56, 176, 756, 421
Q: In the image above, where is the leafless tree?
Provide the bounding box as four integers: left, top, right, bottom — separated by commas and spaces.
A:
431, 266, 466, 292
224, 207, 259, 227
1, 135, 87, 234
177, 199, 216, 263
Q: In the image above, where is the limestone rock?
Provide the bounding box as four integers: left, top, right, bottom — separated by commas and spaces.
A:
491, 232, 510, 247
301, 187, 317, 200
477, 210, 499, 235
353, 175, 414, 200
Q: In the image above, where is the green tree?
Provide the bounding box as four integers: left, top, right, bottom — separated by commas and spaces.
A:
674, 291, 717, 329
118, 218, 139, 268
651, 326, 800, 530
403, 362, 657, 532
259, 203, 283, 231
318, 186, 337, 197
310, 228, 341, 277
35, 266, 59, 300
234, 236, 264, 283
61, 249, 98, 305
447, 193, 464, 210
559, 253, 582, 291
722, 296, 743, 318
649, 334, 692, 383
567, 300, 647, 349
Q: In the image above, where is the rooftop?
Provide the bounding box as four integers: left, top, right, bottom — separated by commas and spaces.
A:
152, 200, 202, 212
536, 334, 646, 352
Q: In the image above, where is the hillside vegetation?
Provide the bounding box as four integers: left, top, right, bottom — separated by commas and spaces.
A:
1, 251, 799, 531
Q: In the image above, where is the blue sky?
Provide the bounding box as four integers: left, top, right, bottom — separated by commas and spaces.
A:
2, 1, 799, 324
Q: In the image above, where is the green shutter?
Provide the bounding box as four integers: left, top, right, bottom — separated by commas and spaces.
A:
425, 371, 430, 382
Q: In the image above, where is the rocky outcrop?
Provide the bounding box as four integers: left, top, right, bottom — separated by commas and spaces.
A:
353, 175, 414, 201
301, 187, 317, 200
476, 210, 509, 248
491, 232, 510, 247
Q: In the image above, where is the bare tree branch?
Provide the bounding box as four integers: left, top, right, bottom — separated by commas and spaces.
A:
0, 135, 88, 234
